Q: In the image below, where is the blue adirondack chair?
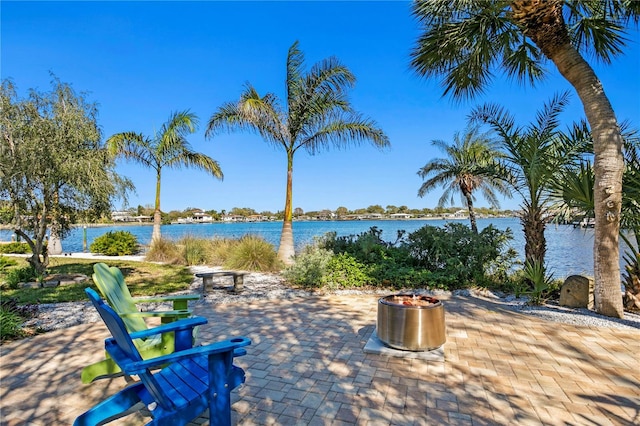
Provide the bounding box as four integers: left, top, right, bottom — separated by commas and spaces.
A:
81, 262, 201, 383
75, 288, 251, 426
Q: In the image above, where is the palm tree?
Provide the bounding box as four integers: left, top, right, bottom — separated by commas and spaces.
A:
410, 0, 638, 318
551, 130, 640, 311
107, 110, 223, 242
206, 41, 389, 265
470, 92, 585, 269
417, 126, 508, 233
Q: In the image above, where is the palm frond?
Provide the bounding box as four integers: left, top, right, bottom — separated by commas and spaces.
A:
299, 114, 389, 155
106, 132, 156, 170
528, 91, 570, 143
165, 151, 223, 180
286, 40, 305, 108
565, 0, 632, 63
411, 0, 541, 100
207, 85, 287, 150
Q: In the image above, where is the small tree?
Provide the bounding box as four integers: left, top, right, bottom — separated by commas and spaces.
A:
0, 77, 131, 275
107, 110, 223, 242
470, 93, 586, 268
417, 126, 508, 233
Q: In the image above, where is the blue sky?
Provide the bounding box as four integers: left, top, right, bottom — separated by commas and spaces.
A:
2, 1, 639, 214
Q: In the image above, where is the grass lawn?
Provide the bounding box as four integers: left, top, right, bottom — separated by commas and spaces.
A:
1, 256, 194, 305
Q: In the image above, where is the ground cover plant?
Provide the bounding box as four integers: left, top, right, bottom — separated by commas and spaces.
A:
0, 257, 193, 305
0, 297, 39, 341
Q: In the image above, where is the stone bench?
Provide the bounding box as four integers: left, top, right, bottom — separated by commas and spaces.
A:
195, 271, 246, 294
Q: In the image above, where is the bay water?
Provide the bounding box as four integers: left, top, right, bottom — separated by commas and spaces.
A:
0, 217, 627, 279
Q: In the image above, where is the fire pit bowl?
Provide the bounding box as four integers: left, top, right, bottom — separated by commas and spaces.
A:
377, 294, 446, 351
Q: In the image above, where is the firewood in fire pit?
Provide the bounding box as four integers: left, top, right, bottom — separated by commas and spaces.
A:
386, 295, 439, 307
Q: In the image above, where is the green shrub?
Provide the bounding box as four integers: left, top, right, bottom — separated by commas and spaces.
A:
0, 298, 38, 341
283, 244, 333, 287
522, 260, 556, 305
0, 307, 25, 340
145, 238, 181, 264
224, 235, 281, 272
179, 235, 210, 265
2, 265, 37, 289
322, 253, 373, 289
0, 255, 18, 270
90, 231, 139, 256
406, 223, 515, 288
207, 238, 236, 265
0, 242, 31, 254
321, 227, 411, 266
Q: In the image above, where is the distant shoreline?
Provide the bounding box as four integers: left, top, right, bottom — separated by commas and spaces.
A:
0, 214, 517, 231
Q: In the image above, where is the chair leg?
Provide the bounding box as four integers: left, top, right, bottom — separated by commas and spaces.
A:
207, 352, 234, 426
74, 383, 145, 426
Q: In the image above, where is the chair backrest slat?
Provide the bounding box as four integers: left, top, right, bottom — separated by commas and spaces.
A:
92, 263, 148, 333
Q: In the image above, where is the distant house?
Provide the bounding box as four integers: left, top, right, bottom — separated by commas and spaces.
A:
132, 215, 152, 223
389, 213, 412, 219
192, 211, 213, 223
111, 211, 133, 222
221, 214, 246, 222
453, 209, 468, 218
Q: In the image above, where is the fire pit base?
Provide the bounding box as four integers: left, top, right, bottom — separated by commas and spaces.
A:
364, 331, 444, 361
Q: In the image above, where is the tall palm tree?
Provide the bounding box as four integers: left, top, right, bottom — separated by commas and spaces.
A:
206, 41, 389, 265
107, 110, 223, 242
470, 92, 585, 269
411, 0, 639, 318
417, 126, 508, 233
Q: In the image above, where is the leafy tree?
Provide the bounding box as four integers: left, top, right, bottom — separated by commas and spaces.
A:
0, 77, 131, 275
207, 41, 389, 264
410, 0, 639, 318
230, 207, 257, 217
335, 206, 349, 218
366, 205, 385, 214
294, 207, 304, 217
470, 93, 585, 271
107, 110, 223, 242
417, 126, 508, 233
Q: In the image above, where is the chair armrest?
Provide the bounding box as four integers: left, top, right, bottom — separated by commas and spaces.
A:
119, 337, 251, 374
119, 310, 192, 319
120, 316, 208, 341
130, 294, 200, 303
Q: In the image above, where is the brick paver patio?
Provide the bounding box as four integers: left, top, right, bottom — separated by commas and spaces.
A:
1, 294, 638, 425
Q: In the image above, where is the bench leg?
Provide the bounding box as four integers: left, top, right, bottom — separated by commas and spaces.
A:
232, 275, 244, 293
202, 276, 214, 293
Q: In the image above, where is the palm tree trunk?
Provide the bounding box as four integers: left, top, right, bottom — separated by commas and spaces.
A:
509, 0, 625, 318
152, 169, 162, 242
277, 152, 295, 265
521, 204, 546, 267
550, 46, 625, 318
464, 191, 478, 233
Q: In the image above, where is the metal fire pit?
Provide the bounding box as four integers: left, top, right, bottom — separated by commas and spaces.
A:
377, 294, 446, 351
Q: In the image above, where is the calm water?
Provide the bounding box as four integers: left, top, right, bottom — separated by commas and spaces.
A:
0, 218, 626, 279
